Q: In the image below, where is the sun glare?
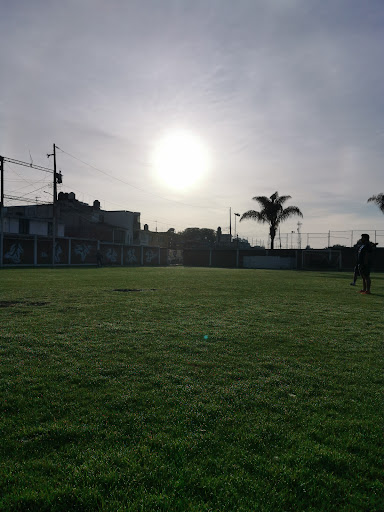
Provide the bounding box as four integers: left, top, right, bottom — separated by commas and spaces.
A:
153, 130, 210, 190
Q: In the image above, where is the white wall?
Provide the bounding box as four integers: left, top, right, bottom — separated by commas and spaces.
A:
3, 217, 64, 237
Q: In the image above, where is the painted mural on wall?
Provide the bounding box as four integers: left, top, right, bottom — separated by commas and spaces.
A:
144, 249, 158, 264
4, 242, 24, 263
69, 241, 97, 264
37, 240, 67, 264
168, 249, 183, 265
3, 239, 34, 264
2, 236, 163, 267
74, 243, 91, 262
106, 247, 118, 264
125, 248, 138, 265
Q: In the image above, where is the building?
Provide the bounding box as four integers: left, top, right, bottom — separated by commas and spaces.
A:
2, 192, 141, 244
3, 203, 65, 237
138, 224, 173, 248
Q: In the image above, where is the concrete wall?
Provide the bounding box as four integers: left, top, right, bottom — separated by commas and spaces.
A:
243, 255, 295, 269
183, 248, 384, 271
0, 234, 167, 267
2, 238, 383, 271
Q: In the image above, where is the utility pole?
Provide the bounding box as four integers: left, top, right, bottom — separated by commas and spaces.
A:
0, 156, 4, 267
47, 144, 57, 266
0, 152, 62, 267
229, 207, 232, 239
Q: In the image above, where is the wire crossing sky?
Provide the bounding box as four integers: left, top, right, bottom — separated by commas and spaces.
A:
1, 0, 383, 238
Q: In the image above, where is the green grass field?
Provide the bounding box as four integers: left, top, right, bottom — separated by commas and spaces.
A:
1, 267, 383, 511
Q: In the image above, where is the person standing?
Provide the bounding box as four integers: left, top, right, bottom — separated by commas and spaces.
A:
357, 234, 373, 294
96, 250, 103, 267
350, 239, 362, 286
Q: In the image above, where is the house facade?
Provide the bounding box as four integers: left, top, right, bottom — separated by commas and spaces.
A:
2, 204, 65, 237
2, 192, 140, 244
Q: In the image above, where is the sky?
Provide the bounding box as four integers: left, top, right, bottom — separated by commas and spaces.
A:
1, 0, 383, 247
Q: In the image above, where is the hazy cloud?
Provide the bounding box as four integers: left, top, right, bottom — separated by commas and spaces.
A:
1, 0, 383, 242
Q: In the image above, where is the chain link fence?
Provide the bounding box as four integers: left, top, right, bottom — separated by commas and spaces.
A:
246, 230, 384, 249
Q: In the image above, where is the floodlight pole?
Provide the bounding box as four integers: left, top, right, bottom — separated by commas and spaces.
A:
234, 212, 240, 239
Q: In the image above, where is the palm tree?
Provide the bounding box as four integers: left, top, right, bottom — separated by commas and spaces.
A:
240, 191, 303, 249
367, 193, 384, 214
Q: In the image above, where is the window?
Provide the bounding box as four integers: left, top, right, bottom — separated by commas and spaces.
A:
19, 219, 30, 234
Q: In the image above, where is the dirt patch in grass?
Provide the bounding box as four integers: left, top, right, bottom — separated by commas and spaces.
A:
113, 288, 157, 292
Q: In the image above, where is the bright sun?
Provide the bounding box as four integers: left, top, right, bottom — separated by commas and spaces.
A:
153, 130, 210, 190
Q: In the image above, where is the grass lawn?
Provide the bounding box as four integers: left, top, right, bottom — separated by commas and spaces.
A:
0, 267, 383, 511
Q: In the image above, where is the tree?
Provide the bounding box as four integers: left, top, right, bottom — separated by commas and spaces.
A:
240, 191, 303, 249
179, 227, 216, 247
367, 193, 384, 214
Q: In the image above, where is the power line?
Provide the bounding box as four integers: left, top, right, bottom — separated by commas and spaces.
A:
3, 157, 53, 174
2, 147, 232, 232
56, 146, 216, 211
4, 183, 50, 203
6, 162, 49, 187
4, 194, 46, 204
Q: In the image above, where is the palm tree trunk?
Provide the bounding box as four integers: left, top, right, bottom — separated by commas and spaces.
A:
270, 226, 276, 250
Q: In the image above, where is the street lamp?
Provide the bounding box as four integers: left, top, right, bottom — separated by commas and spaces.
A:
234, 213, 240, 239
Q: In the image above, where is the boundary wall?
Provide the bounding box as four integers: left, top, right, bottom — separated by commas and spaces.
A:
183, 247, 384, 271
0, 234, 167, 267
1, 235, 383, 271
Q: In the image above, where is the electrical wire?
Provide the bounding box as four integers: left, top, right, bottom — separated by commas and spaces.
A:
6, 163, 51, 195
56, 146, 218, 211
2, 147, 240, 234
58, 184, 190, 231
4, 195, 47, 204
4, 184, 51, 202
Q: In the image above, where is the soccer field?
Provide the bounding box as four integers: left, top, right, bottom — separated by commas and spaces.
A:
1, 267, 383, 511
